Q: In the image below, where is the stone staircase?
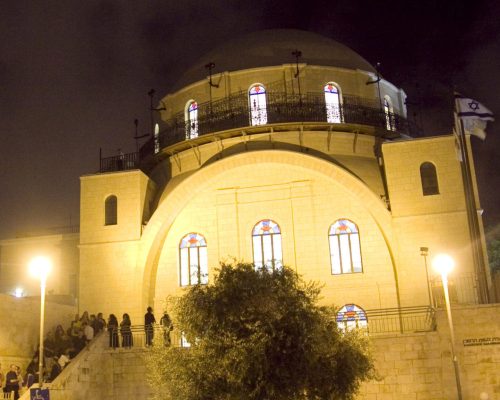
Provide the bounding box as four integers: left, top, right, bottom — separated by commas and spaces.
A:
20, 332, 152, 400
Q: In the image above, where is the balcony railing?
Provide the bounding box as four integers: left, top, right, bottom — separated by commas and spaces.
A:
138, 91, 413, 161
100, 152, 139, 173
103, 307, 435, 351
365, 306, 436, 335
100, 91, 415, 173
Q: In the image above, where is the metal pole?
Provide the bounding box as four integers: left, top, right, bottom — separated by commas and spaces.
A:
441, 272, 463, 400
38, 275, 46, 388
420, 247, 434, 307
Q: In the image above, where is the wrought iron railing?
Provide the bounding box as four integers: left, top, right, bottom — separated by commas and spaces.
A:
138, 91, 412, 161
103, 307, 435, 350
431, 273, 478, 307
100, 152, 139, 173
365, 306, 436, 335
100, 91, 414, 172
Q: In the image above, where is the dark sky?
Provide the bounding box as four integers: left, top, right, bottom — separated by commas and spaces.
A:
1, 0, 499, 239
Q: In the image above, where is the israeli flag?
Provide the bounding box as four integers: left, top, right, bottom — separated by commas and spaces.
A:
455, 93, 495, 121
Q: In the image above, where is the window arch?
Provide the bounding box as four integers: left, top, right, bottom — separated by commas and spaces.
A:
185, 100, 199, 139
420, 162, 439, 195
179, 233, 208, 286
249, 84, 268, 126
104, 195, 117, 226
329, 219, 362, 274
336, 304, 368, 332
324, 82, 342, 123
384, 95, 395, 131
154, 123, 160, 154
252, 219, 282, 270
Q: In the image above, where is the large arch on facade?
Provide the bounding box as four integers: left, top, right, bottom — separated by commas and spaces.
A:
138, 149, 399, 312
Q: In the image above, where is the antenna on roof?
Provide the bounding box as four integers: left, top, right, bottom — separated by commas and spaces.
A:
292, 50, 302, 103
205, 62, 219, 88
205, 62, 219, 114
366, 62, 383, 110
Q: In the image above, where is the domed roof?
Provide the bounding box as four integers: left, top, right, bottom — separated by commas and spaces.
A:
171, 29, 375, 92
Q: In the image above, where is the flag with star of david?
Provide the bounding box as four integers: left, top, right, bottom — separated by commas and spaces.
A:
455, 93, 494, 140
455, 93, 494, 121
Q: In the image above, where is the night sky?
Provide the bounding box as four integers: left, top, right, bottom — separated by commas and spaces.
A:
1, 0, 499, 239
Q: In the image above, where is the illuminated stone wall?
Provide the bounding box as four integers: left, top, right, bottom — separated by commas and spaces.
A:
359, 304, 500, 400
33, 304, 500, 400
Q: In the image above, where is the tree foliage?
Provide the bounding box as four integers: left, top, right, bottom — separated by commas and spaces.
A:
147, 262, 374, 400
487, 238, 500, 273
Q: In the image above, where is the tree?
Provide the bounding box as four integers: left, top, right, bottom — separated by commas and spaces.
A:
487, 238, 500, 274
147, 262, 374, 400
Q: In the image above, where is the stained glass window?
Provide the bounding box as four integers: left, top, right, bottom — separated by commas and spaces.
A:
384, 96, 395, 131
104, 195, 117, 226
336, 304, 368, 332
154, 123, 160, 154
329, 219, 362, 274
186, 100, 199, 139
420, 162, 439, 196
324, 83, 342, 123
249, 84, 268, 126
179, 233, 208, 286
252, 219, 282, 271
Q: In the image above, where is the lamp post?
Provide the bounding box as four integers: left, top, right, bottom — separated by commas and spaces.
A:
420, 246, 434, 307
432, 254, 463, 400
29, 256, 52, 389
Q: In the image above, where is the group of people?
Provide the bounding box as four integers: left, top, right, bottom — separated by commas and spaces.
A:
0, 308, 174, 399
107, 308, 173, 348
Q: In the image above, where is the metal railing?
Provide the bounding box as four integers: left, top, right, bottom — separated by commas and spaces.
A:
106, 325, 180, 348
100, 152, 139, 173
431, 273, 478, 307
100, 91, 414, 172
105, 307, 435, 350
138, 91, 412, 161
365, 306, 436, 335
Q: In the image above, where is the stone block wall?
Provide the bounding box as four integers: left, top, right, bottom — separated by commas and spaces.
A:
33, 303, 499, 400
359, 304, 500, 400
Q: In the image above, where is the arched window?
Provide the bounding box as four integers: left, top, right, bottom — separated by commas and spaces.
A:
104, 195, 117, 226
252, 219, 282, 270
324, 82, 342, 123
154, 123, 160, 154
336, 304, 368, 332
249, 84, 267, 126
179, 233, 208, 286
420, 162, 439, 196
185, 100, 199, 139
384, 96, 395, 131
329, 219, 362, 274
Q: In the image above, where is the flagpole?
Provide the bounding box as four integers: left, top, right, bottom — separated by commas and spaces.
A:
454, 98, 490, 304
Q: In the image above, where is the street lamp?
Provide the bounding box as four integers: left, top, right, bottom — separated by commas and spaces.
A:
432, 253, 462, 400
29, 256, 52, 389
420, 247, 434, 307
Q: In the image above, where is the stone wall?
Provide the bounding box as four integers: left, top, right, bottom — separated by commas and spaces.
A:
24, 333, 152, 400
359, 304, 500, 400
0, 294, 76, 371
28, 303, 499, 400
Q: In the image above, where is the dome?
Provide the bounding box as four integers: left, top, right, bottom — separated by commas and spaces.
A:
171, 29, 376, 92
